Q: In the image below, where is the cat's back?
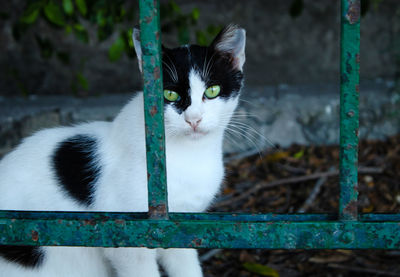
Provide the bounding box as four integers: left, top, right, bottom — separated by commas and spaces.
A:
0, 121, 111, 211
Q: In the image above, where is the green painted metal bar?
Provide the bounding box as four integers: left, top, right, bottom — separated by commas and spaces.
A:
139, 0, 168, 219
339, 0, 360, 221
1, 211, 400, 249
2, 211, 400, 223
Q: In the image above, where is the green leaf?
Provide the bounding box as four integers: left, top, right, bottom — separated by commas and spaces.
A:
108, 36, 125, 62
73, 23, 84, 31
195, 30, 208, 46
191, 7, 200, 21
20, 8, 40, 24
293, 149, 305, 159
76, 73, 89, 90
75, 0, 87, 16
62, 0, 74, 16
65, 25, 73, 34
170, 0, 181, 13
96, 10, 106, 27
44, 1, 66, 26
73, 24, 89, 43
243, 262, 279, 277
178, 25, 189, 45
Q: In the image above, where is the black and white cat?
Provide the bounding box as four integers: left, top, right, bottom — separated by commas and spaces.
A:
0, 24, 246, 277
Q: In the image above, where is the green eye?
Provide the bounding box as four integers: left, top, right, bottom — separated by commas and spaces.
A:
164, 89, 180, 101
204, 85, 221, 99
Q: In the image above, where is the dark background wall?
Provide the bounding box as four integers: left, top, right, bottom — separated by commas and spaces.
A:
0, 0, 399, 96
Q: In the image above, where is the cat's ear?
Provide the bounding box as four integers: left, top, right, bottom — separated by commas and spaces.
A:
132, 27, 142, 72
211, 24, 246, 71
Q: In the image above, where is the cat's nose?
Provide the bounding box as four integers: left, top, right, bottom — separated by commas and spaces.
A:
185, 118, 202, 130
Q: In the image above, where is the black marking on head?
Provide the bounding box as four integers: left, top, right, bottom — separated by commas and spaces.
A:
0, 246, 45, 268
162, 43, 244, 114
52, 135, 100, 206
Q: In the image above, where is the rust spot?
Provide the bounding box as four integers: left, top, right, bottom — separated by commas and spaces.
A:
148, 204, 168, 219
153, 66, 160, 79
115, 219, 126, 225
83, 219, 97, 226
355, 84, 359, 93
145, 16, 152, 24
343, 200, 357, 215
346, 0, 360, 24
347, 110, 355, 117
150, 106, 158, 116
31, 230, 39, 242
356, 53, 360, 64
192, 238, 202, 247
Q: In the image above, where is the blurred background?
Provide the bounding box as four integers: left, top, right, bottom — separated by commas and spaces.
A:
1, 1, 400, 276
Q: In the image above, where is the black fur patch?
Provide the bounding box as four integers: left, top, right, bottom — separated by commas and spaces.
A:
162, 43, 243, 114
52, 135, 100, 205
0, 246, 45, 268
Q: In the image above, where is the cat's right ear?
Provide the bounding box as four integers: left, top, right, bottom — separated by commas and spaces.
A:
132, 27, 142, 72
211, 24, 246, 71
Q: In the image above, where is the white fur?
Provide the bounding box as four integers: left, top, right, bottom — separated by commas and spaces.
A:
214, 25, 246, 71
0, 74, 239, 276
1, 24, 246, 276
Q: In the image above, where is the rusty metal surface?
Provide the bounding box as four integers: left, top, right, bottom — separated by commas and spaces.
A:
339, 0, 361, 221
1, 211, 400, 249
139, 0, 168, 219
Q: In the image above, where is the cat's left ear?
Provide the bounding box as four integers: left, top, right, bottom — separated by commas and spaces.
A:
132, 27, 142, 72
211, 24, 246, 71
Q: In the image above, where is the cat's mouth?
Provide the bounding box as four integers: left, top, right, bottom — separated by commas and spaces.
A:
185, 128, 209, 139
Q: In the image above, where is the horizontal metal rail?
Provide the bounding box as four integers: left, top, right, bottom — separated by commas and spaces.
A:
1, 211, 400, 249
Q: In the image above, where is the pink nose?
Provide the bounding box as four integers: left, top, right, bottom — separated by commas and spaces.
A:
185, 118, 202, 130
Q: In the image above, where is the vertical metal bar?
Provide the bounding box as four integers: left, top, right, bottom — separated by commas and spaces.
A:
339, 0, 360, 221
139, 0, 168, 219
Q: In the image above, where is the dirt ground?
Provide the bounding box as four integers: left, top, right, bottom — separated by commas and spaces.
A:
201, 135, 400, 277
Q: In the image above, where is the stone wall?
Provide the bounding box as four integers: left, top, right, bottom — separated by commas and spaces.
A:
1, 82, 398, 157
0, 0, 399, 96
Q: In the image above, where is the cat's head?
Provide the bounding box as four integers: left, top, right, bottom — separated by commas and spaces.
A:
133, 24, 246, 141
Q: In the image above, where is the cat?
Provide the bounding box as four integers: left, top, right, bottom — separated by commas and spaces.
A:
0, 24, 246, 277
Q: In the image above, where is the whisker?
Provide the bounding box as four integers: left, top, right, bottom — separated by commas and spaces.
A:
162, 61, 178, 83
224, 125, 262, 158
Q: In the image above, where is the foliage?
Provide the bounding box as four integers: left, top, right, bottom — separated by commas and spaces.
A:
242, 262, 279, 277
11, 0, 221, 95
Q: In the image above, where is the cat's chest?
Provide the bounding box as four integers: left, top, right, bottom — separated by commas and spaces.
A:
166, 147, 223, 212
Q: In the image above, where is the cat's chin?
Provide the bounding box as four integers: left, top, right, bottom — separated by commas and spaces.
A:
185, 129, 209, 140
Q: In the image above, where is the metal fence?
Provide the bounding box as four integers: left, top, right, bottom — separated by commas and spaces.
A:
1, 0, 400, 250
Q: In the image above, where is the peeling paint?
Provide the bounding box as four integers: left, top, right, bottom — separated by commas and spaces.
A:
345, 0, 360, 25
139, 0, 168, 219
31, 230, 38, 242
340, 0, 360, 221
